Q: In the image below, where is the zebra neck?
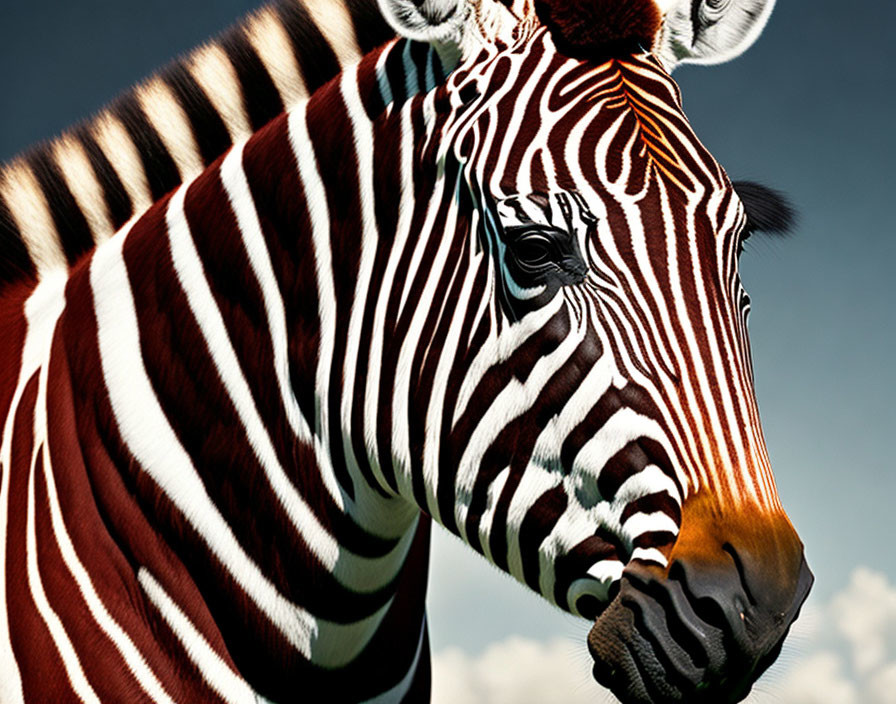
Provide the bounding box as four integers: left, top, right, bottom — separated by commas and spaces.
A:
51, 39, 443, 697
0, 34, 448, 702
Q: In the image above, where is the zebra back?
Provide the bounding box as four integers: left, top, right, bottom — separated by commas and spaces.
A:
0, 0, 394, 286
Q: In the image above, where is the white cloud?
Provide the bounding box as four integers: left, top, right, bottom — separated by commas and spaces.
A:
748, 652, 858, 704
432, 637, 609, 704
432, 567, 896, 704
868, 663, 896, 703
756, 567, 896, 704
831, 567, 896, 676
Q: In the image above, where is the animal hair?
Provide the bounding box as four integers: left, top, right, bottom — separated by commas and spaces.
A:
732, 180, 797, 236
533, 0, 661, 59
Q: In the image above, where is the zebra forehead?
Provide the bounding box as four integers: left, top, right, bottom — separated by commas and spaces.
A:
456, 48, 719, 199
464, 0, 664, 56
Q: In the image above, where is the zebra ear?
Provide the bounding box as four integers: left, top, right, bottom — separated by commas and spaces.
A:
655, 0, 777, 70
377, 0, 466, 48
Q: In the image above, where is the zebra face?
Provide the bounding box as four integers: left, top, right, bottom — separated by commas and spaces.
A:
382, 0, 811, 701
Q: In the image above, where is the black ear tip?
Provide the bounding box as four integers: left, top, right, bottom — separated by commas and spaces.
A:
732, 180, 797, 237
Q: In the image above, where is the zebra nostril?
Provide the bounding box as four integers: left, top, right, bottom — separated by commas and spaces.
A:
722, 542, 758, 607
577, 594, 601, 621
667, 558, 733, 633
668, 545, 812, 677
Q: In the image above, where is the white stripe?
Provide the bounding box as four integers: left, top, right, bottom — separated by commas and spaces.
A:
340, 67, 389, 493
621, 511, 679, 539
392, 187, 457, 498
368, 100, 415, 485
287, 106, 415, 538
0, 272, 67, 704
631, 547, 668, 565
452, 287, 565, 426
517, 341, 618, 597
167, 183, 345, 563
53, 137, 115, 243
301, 0, 362, 65
92, 112, 153, 215
571, 408, 673, 482
26, 446, 101, 704
137, 569, 257, 704
246, 8, 308, 107
285, 105, 337, 468
137, 78, 205, 181
456, 302, 582, 560
219, 146, 317, 461
421, 192, 484, 524
90, 226, 317, 656
309, 597, 394, 668
190, 44, 253, 143
0, 161, 67, 276
475, 466, 510, 565
587, 560, 624, 584
375, 44, 395, 106
286, 106, 333, 433
23, 293, 97, 698
394, 190, 462, 503
566, 560, 623, 613
614, 465, 681, 505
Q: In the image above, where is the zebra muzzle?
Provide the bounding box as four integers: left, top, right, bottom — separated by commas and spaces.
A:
586, 497, 813, 703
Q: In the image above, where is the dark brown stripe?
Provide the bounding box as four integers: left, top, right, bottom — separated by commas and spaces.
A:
621, 490, 682, 525
553, 532, 620, 611
111, 93, 181, 202
73, 125, 134, 231
5, 375, 74, 702
0, 194, 36, 283
219, 29, 286, 132
343, 0, 395, 55
26, 149, 94, 265
518, 486, 568, 591
274, 0, 342, 95
162, 62, 233, 166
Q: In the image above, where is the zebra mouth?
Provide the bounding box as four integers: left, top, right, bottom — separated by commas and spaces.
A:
586, 557, 812, 704
587, 582, 753, 704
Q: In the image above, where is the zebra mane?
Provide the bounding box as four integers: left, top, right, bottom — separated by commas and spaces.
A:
533, 0, 661, 59
0, 0, 395, 288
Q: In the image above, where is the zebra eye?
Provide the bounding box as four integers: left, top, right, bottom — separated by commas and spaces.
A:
511, 231, 559, 269
502, 225, 587, 287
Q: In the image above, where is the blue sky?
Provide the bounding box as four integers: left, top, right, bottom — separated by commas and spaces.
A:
2, 0, 893, 700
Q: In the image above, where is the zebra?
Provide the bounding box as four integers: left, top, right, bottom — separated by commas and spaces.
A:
0, 0, 813, 702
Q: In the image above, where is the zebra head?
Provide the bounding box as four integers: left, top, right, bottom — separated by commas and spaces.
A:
377, 0, 811, 701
